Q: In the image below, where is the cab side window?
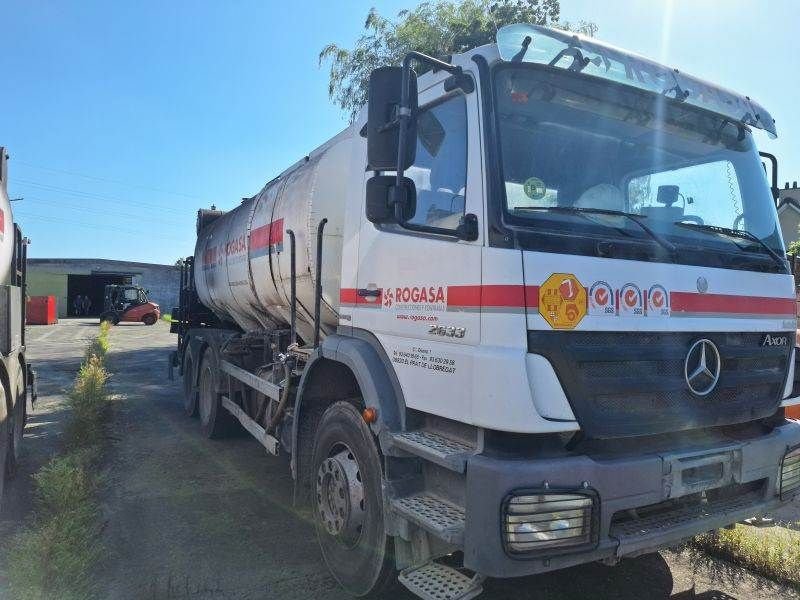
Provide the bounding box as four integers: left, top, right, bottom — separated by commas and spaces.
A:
405, 94, 468, 230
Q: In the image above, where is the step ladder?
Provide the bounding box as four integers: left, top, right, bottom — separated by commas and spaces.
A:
399, 562, 484, 600
391, 492, 465, 545
390, 429, 477, 472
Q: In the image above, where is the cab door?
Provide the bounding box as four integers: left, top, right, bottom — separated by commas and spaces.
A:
352, 75, 483, 424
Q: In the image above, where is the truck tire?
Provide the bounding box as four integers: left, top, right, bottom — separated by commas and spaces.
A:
182, 356, 198, 417
197, 352, 234, 439
8, 366, 25, 471
0, 381, 9, 506
312, 401, 395, 597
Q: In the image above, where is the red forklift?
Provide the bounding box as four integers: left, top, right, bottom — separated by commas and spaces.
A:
100, 284, 160, 326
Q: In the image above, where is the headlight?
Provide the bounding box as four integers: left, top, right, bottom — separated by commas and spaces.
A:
503, 491, 596, 554
780, 447, 800, 499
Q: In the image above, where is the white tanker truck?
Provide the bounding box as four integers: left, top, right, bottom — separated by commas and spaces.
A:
170, 24, 800, 599
0, 148, 34, 508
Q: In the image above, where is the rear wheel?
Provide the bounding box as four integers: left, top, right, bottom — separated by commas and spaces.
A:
142, 314, 157, 326
197, 351, 234, 438
182, 357, 198, 417
312, 402, 395, 597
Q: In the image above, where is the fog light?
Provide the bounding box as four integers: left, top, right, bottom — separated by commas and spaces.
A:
780, 447, 800, 499
503, 492, 595, 554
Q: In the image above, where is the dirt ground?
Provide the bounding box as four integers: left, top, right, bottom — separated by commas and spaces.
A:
2, 319, 800, 599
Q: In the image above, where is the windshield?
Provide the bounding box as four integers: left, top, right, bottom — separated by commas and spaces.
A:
494, 65, 785, 272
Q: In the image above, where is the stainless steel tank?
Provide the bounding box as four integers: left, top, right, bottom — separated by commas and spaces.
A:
194, 131, 355, 341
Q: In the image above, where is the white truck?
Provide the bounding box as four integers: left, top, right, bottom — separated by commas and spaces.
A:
169, 24, 800, 599
0, 148, 34, 507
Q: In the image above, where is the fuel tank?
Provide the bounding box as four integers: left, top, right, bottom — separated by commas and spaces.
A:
194, 130, 356, 341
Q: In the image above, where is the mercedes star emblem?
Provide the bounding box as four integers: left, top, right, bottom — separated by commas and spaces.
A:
684, 338, 721, 396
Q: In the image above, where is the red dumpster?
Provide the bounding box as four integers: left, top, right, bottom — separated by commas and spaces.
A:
26, 295, 57, 325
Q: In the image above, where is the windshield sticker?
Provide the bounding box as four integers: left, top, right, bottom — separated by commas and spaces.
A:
619, 283, 644, 317
523, 177, 547, 200
588, 281, 615, 316
539, 273, 587, 329
647, 284, 670, 317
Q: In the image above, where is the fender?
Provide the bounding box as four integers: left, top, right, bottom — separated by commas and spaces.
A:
291, 331, 407, 474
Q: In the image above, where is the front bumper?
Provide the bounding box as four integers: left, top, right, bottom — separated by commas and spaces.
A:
463, 420, 800, 578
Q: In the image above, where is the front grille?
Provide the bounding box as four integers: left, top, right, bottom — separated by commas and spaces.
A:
528, 332, 790, 438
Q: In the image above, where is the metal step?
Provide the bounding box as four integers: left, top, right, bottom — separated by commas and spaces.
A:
398, 562, 483, 600
391, 430, 476, 472
392, 492, 465, 545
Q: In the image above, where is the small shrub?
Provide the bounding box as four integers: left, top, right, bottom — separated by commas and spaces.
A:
6, 453, 101, 599
696, 524, 800, 587
5, 324, 111, 599
66, 355, 110, 449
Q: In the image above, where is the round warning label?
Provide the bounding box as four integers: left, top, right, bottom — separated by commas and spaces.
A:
539, 273, 587, 329
619, 283, 643, 317
588, 280, 615, 316
648, 284, 670, 316
523, 177, 547, 200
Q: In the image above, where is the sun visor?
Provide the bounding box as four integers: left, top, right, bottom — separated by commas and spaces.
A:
496, 23, 777, 138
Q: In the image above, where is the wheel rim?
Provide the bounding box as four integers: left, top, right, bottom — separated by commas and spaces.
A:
198, 367, 213, 424
316, 444, 365, 549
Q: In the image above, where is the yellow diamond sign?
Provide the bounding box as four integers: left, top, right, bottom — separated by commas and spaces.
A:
538, 273, 587, 329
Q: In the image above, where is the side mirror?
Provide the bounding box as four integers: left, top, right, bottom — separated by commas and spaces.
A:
366, 175, 416, 224
367, 66, 417, 171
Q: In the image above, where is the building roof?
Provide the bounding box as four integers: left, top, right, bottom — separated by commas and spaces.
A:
28, 258, 177, 270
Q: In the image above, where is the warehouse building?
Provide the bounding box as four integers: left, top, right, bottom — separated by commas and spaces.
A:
26, 258, 180, 318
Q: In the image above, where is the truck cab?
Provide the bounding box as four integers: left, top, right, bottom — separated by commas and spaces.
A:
172, 24, 800, 600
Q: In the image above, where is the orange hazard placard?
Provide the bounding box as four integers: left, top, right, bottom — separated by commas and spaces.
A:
538, 273, 587, 329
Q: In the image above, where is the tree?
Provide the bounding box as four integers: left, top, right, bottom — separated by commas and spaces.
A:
320, 0, 597, 120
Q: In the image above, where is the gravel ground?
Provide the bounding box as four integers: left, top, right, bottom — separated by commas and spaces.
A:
2, 319, 799, 599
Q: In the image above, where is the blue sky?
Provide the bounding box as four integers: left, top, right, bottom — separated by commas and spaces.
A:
2, 0, 798, 264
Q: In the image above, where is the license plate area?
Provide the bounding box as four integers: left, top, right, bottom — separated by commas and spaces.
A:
661, 447, 742, 499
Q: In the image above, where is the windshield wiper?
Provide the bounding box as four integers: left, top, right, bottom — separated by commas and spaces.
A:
515, 206, 677, 256
673, 221, 786, 271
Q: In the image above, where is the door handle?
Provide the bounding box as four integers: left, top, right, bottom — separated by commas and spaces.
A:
357, 288, 381, 298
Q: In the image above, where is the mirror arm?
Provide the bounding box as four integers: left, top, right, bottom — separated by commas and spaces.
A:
759, 151, 779, 205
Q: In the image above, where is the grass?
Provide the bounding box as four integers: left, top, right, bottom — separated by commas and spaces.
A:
160, 313, 172, 323
5, 322, 112, 599
695, 523, 800, 588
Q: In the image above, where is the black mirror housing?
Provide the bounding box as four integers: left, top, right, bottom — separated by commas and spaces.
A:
656, 185, 680, 207
366, 175, 416, 224
367, 67, 417, 171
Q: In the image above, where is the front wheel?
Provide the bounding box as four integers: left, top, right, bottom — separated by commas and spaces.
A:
312, 402, 395, 597
142, 314, 157, 326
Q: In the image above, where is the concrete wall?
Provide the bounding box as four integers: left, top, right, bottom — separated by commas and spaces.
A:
26, 271, 68, 317
27, 259, 180, 318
